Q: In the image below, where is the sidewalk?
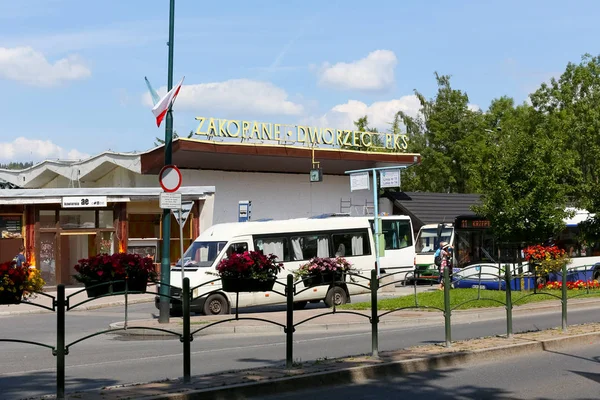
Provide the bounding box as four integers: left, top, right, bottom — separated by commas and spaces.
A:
0, 286, 157, 316
108, 297, 600, 336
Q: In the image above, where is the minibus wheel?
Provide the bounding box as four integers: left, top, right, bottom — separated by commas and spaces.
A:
593, 268, 600, 281
324, 286, 348, 307
203, 293, 229, 315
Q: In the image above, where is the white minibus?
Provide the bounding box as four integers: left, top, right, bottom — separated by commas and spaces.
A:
161, 215, 377, 315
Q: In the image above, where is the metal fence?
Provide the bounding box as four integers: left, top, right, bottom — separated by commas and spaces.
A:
2, 263, 600, 399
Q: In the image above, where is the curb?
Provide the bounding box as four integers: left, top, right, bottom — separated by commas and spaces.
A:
96, 330, 600, 400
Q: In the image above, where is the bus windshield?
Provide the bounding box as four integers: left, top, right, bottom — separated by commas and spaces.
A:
179, 241, 227, 268
415, 227, 453, 253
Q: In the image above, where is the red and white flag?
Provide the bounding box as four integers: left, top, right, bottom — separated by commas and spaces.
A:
152, 76, 185, 127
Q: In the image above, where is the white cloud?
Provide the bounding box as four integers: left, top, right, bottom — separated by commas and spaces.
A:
143, 79, 304, 116
0, 137, 89, 162
0, 46, 91, 87
468, 103, 480, 112
316, 50, 397, 92
305, 95, 421, 132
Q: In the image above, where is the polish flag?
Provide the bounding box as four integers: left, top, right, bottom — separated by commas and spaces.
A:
152, 76, 185, 127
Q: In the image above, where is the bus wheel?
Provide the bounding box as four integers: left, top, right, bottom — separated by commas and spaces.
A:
593, 269, 600, 281
324, 287, 348, 308
293, 301, 308, 310
203, 293, 229, 315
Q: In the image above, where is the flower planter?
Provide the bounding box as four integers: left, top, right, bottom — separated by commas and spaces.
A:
302, 271, 344, 288
84, 275, 148, 298
0, 289, 23, 305
221, 277, 276, 292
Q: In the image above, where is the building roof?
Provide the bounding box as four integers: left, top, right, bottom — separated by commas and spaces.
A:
0, 186, 215, 205
0, 151, 143, 188
140, 138, 422, 175
385, 191, 482, 227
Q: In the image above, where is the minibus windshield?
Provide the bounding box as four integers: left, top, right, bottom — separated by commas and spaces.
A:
179, 241, 227, 268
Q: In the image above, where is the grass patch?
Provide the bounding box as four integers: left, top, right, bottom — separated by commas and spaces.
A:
340, 288, 600, 311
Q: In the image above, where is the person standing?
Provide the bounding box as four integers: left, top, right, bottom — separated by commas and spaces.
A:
438, 243, 453, 290
13, 246, 26, 267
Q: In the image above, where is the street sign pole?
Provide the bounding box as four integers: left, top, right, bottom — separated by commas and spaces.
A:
171, 201, 193, 288
179, 206, 185, 284
159, 0, 176, 324
345, 165, 410, 278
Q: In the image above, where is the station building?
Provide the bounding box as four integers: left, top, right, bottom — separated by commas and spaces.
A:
0, 136, 420, 286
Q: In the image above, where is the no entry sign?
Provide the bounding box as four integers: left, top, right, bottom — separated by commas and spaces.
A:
159, 164, 182, 193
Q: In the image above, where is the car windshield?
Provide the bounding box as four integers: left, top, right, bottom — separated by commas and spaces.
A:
415, 228, 452, 253
177, 241, 227, 268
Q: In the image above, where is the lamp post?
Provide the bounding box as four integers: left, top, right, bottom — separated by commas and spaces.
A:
158, 0, 176, 324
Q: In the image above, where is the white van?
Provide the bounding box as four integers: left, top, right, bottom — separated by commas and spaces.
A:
161, 216, 377, 315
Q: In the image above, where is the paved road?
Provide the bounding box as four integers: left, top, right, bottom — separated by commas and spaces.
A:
1, 302, 600, 399
255, 342, 600, 400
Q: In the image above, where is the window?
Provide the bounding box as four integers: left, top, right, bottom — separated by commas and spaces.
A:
98, 210, 114, 229
254, 237, 289, 261
290, 234, 330, 261
39, 210, 56, 228
332, 231, 371, 256
182, 241, 227, 267
415, 227, 453, 253
381, 220, 413, 250
59, 210, 95, 229
226, 242, 248, 257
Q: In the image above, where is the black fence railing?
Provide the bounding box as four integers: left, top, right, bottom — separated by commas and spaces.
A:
1, 264, 599, 399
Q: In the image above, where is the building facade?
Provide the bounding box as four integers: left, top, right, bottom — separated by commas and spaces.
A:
0, 138, 421, 286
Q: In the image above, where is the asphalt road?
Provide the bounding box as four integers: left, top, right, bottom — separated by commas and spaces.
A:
1, 301, 600, 399
255, 342, 600, 400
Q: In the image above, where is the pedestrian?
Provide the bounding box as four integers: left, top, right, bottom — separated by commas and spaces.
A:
438, 242, 453, 290
13, 246, 26, 267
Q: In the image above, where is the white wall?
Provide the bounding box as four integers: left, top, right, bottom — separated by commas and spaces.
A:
179, 170, 374, 225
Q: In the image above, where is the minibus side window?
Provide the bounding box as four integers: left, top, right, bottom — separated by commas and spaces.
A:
290, 234, 330, 261
254, 237, 289, 261
332, 231, 371, 256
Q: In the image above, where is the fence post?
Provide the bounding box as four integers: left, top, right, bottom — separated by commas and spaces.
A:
443, 266, 451, 347
182, 277, 191, 382
505, 265, 513, 338
561, 263, 568, 332
371, 269, 379, 358
56, 284, 65, 399
286, 274, 294, 368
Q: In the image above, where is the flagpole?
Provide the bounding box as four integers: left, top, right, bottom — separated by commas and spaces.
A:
159, 0, 176, 324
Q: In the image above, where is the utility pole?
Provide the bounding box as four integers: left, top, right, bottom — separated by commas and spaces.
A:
159, 0, 176, 323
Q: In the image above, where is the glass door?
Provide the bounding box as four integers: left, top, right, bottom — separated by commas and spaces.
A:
60, 233, 96, 285
39, 232, 56, 286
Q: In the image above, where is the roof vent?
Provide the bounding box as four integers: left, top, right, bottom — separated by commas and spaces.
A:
309, 213, 350, 219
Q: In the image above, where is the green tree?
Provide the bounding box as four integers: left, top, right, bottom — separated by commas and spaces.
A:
474, 100, 576, 244
530, 54, 600, 209
0, 161, 34, 170
396, 73, 485, 193
342, 116, 381, 151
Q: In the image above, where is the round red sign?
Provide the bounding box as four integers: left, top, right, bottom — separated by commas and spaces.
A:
159, 164, 182, 193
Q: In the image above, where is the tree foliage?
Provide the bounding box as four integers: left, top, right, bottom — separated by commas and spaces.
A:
396, 73, 485, 193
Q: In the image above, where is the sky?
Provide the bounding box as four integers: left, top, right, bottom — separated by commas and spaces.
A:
1, 0, 599, 162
